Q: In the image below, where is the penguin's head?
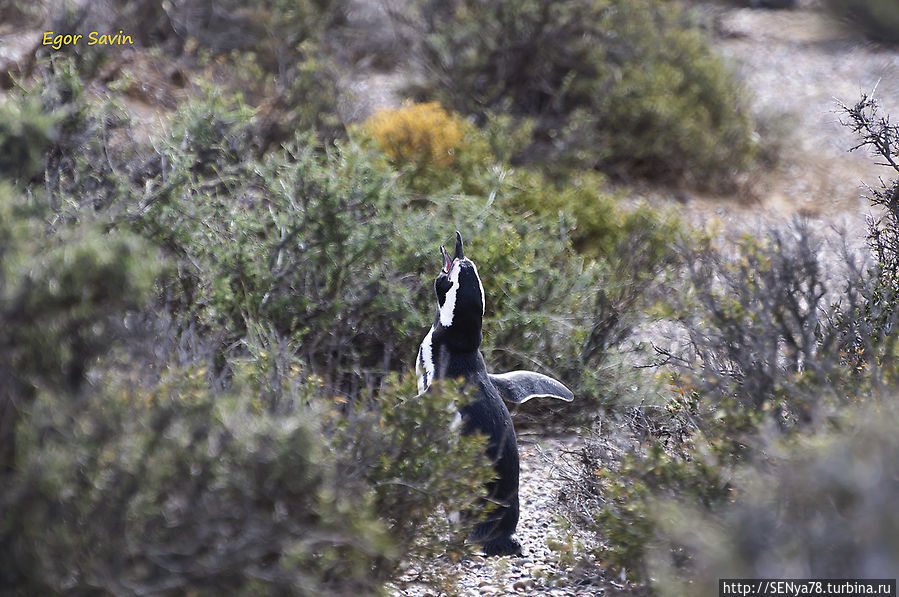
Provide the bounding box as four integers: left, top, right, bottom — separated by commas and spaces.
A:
433, 231, 485, 342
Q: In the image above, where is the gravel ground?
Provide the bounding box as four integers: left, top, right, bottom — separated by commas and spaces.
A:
388, 434, 629, 597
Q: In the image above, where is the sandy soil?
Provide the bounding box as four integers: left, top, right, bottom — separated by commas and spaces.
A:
686, 4, 899, 230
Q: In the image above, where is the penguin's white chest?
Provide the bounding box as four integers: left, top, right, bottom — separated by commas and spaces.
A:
416, 326, 436, 394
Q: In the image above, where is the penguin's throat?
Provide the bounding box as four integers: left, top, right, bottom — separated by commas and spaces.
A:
442, 349, 487, 381
433, 320, 482, 354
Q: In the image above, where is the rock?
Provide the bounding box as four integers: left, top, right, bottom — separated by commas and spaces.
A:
514, 579, 536, 592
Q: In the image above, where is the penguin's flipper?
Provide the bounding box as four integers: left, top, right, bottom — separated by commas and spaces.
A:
488, 371, 574, 404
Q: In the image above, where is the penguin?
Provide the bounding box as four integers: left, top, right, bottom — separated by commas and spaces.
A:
416, 231, 573, 556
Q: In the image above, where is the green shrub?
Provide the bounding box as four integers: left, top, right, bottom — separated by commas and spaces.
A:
561, 384, 738, 581
0, 184, 160, 469
42, 0, 346, 145
122, 84, 680, 417
0, 181, 161, 589
166, 84, 258, 174
409, 0, 756, 189
184, 0, 348, 145
135, 118, 417, 393
338, 375, 493, 578
11, 56, 146, 214
822, 0, 899, 43
502, 169, 681, 262
595, 445, 731, 581
0, 95, 59, 183
4, 364, 380, 595
650, 221, 899, 435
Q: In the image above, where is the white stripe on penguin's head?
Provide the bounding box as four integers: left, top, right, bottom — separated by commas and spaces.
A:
434, 231, 485, 328
438, 262, 461, 327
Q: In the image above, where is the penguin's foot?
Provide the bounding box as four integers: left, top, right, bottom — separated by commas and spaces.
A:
481, 535, 523, 557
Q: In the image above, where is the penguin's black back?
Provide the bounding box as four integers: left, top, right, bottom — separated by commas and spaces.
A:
446, 350, 521, 555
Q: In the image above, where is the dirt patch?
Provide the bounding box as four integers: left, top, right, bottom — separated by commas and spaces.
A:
684, 5, 899, 228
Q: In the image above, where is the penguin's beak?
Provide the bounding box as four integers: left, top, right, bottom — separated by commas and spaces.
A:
454, 230, 465, 259
440, 244, 452, 274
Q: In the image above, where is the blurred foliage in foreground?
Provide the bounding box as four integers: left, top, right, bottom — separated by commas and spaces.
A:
651, 399, 899, 596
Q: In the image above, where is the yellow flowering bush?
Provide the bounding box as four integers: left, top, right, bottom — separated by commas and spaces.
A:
364, 101, 465, 169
